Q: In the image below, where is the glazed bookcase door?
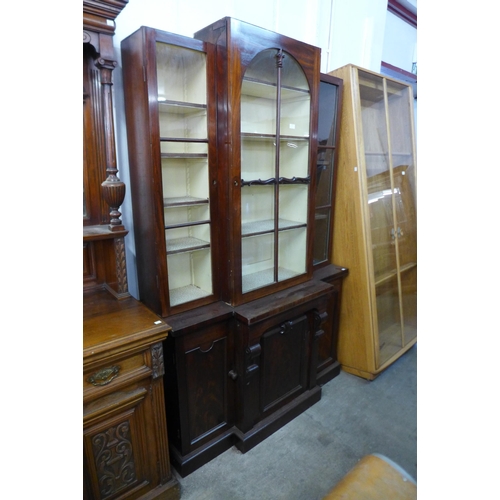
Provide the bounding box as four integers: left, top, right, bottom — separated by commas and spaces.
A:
156, 41, 214, 309
357, 69, 417, 367
313, 74, 343, 267
121, 28, 218, 317
239, 49, 313, 297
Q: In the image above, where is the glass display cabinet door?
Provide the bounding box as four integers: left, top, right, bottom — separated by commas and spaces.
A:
240, 49, 311, 295
358, 69, 417, 367
386, 78, 417, 349
156, 42, 214, 308
313, 74, 341, 266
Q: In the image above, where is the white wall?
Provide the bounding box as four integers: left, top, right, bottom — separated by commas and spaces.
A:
111, 0, 414, 298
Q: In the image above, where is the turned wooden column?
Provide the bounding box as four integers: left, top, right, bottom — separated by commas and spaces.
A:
96, 54, 126, 231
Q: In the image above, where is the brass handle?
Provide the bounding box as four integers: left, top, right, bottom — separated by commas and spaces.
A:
87, 365, 120, 386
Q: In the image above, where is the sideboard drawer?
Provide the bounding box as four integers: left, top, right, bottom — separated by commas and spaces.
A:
83, 350, 150, 402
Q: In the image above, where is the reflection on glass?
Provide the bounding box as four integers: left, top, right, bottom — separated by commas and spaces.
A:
317, 81, 338, 145
313, 208, 330, 264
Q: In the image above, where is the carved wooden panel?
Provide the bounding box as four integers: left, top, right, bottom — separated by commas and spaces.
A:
84, 394, 149, 500
91, 419, 137, 497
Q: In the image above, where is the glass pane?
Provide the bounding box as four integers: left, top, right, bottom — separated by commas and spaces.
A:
387, 80, 417, 348
376, 276, 403, 366
241, 136, 275, 182
244, 49, 279, 85
241, 185, 275, 234
392, 166, 416, 270
242, 233, 275, 293
156, 43, 207, 105
279, 184, 307, 226
280, 88, 310, 137
278, 227, 307, 277
279, 137, 309, 179
313, 207, 330, 265
280, 53, 310, 138
161, 156, 209, 202
167, 247, 213, 306
315, 149, 334, 207
359, 70, 390, 178
164, 204, 210, 226
281, 53, 309, 91
359, 70, 402, 362
401, 266, 417, 345
241, 77, 277, 135
317, 81, 338, 145
158, 102, 207, 140
166, 223, 210, 253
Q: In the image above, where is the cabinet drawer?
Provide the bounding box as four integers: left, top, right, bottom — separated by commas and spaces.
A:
84, 351, 151, 402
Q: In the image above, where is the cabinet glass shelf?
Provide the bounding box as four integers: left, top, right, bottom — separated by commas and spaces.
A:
374, 262, 417, 286
166, 236, 210, 254
169, 285, 211, 307
241, 218, 306, 236
242, 77, 310, 97
242, 267, 300, 293
163, 196, 209, 207
158, 100, 207, 112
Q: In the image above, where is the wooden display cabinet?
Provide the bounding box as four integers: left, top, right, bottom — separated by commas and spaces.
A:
328, 64, 417, 380
121, 18, 346, 477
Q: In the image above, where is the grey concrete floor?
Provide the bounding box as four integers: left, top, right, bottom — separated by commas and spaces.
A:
174, 344, 417, 499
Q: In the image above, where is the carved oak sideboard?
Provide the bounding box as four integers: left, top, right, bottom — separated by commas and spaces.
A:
84, 290, 180, 500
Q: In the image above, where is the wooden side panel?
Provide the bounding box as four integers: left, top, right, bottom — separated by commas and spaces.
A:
328, 65, 377, 374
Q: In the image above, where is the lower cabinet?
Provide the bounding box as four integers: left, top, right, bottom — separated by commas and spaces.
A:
163, 279, 343, 476
83, 291, 180, 500
163, 302, 236, 477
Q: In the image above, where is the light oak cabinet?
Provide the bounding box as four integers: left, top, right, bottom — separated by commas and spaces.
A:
328, 64, 417, 380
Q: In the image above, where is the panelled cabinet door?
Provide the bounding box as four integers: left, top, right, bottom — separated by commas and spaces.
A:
121, 27, 219, 317
83, 386, 158, 499
164, 321, 235, 456
259, 314, 309, 417
357, 69, 417, 367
